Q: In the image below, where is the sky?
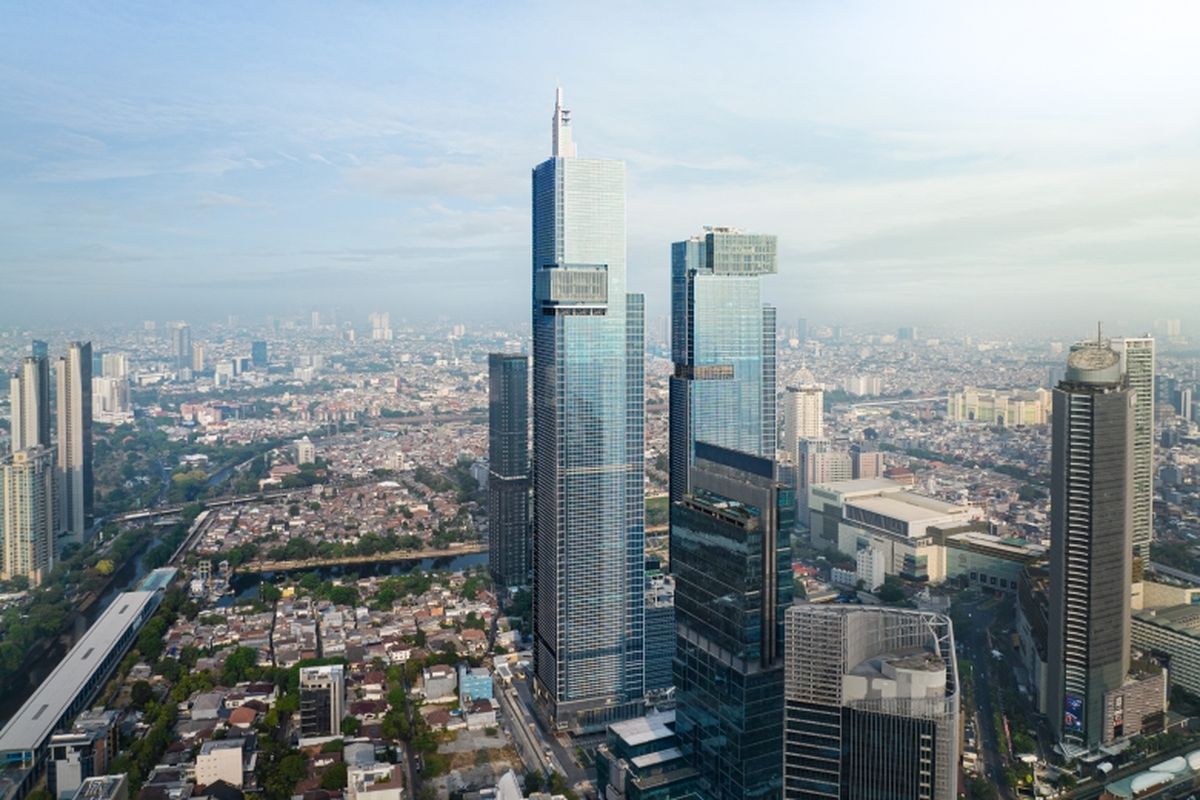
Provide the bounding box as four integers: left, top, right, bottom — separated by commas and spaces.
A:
2, 1, 1199, 334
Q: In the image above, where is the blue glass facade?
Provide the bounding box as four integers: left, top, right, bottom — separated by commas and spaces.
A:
531, 102, 645, 732
669, 229, 777, 504
672, 444, 793, 800
487, 353, 530, 589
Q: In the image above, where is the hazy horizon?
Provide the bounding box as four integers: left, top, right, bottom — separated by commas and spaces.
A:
3, 2, 1199, 331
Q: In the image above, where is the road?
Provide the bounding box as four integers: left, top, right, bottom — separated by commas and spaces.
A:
511, 668, 591, 794
495, 675, 554, 774
958, 592, 1014, 799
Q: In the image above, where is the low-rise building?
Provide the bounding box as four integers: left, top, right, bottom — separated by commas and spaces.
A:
195, 738, 255, 789
1132, 604, 1200, 696
458, 665, 492, 704
347, 764, 404, 800
421, 665, 456, 703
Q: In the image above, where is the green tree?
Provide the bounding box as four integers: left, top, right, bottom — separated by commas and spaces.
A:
130, 680, 155, 709
222, 646, 260, 685
320, 762, 348, 791
341, 716, 361, 736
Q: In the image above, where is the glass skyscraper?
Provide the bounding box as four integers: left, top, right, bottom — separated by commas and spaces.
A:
1048, 340, 1133, 750
487, 353, 530, 590
672, 443, 792, 800
531, 89, 645, 732
669, 228, 777, 503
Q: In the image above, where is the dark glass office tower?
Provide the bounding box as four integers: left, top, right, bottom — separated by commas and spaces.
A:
487, 353, 530, 590
1047, 339, 1133, 750
531, 89, 645, 732
669, 228, 777, 504
672, 443, 792, 800
251, 340, 268, 368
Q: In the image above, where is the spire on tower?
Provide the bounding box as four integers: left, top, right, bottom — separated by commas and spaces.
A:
551, 86, 577, 158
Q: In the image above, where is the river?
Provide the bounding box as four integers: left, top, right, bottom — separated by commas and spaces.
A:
221, 551, 489, 604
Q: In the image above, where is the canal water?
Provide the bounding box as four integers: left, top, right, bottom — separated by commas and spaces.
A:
221, 551, 489, 604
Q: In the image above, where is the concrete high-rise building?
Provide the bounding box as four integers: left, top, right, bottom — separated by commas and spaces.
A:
56, 342, 93, 544
672, 443, 792, 799
295, 436, 316, 466
368, 312, 393, 341
100, 353, 128, 380
91, 377, 130, 424
781, 384, 823, 461
531, 89, 645, 732
796, 317, 808, 343
1, 447, 56, 587
1118, 336, 1155, 565
850, 443, 883, 480
668, 227, 778, 504
796, 439, 852, 520
1047, 340, 1133, 750
250, 340, 268, 368
10, 356, 51, 452
191, 342, 206, 373
783, 605, 960, 799
171, 324, 191, 370
299, 664, 345, 738
487, 353, 530, 590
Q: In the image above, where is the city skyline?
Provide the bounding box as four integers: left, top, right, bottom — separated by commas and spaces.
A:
2, 4, 1199, 330
2, 6, 1200, 800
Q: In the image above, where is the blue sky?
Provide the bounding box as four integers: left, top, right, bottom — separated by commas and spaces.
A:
2, 1, 1198, 332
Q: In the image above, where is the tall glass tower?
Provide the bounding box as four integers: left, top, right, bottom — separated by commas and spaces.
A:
487, 353, 530, 590
1047, 339, 1133, 750
669, 228, 777, 503
672, 443, 792, 800
531, 89, 645, 732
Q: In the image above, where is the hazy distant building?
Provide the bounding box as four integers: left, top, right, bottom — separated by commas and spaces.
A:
91, 377, 131, 424
295, 436, 316, 466
487, 353, 530, 590
531, 89, 645, 732
897, 326, 918, 341
781, 384, 823, 461
191, 342, 206, 373
251, 340, 268, 368
171, 324, 191, 371
672, 444, 792, 799
99, 353, 128, 380
368, 312, 393, 341
1118, 336, 1155, 565
1, 447, 56, 587
299, 664, 345, 738
783, 605, 960, 799
1047, 340, 1133, 750
843, 375, 881, 397
947, 386, 1051, 427
668, 226, 778, 503
56, 342, 93, 544
10, 356, 51, 452
30, 340, 48, 360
